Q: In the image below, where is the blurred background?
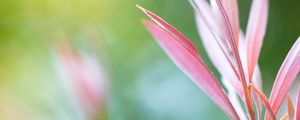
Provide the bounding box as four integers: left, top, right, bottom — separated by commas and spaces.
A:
0, 0, 299, 120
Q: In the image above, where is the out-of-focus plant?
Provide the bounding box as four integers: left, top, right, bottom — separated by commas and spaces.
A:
138, 0, 300, 119
53, 32, 109, 120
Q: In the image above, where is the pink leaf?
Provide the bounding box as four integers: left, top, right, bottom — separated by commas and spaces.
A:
223, 0, 239, 45
137, 5, 199, 58
245, 0, 269, 81
138, 6, 239, 119
191, 0, 234, 56
195, 13, 241, 96
192, 0, 242, 98
268, 36, 300, 117
242, 32, 263, 119
215, 0, 255, 119
144, 21, 239, 120
208, 0, 239, 45
295, 88, 300, 120
215, 0, 246, 83
191, 0, 223, 38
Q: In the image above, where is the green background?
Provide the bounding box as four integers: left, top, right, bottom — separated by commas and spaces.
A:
0, 0, 299, 119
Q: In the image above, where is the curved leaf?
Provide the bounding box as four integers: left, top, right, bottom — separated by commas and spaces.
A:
143, 20, 239, 120
245, 0, 269, 81
215, 0, 255, 119
195, 12, 241, 96
268, 36, 300, 117
138, 6, 240, 119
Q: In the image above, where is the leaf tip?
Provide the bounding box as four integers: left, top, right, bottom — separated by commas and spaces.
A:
136, 4, 147, 13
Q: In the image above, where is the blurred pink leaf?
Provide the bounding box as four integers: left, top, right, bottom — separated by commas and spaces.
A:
56, 41, 107, 118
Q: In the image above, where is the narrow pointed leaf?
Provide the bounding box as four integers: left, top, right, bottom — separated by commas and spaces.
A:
195, 13, 237, 79
138, 7, 241, 118
208, 0, 239, 46
195, 11, 242, 97
269, 37, 300, 116
215, 0, 255, 119
245, 0, 269, 81
137, 5, 199, 57
143, 19, 239, 120
215, 0, 246, 84
250, 84, 276, 120
191, 0, 245, 102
